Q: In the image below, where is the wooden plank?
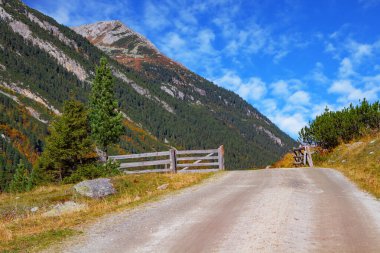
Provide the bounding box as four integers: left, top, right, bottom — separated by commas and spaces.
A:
109, 151, 170, 160
119, 159, 171, 169
123, 169, 171, 174
176, 156, 218, 161
176, 149, 219, 155
177, 162, 219, 167
178, 169, 220, 173
180, 153, 215, 170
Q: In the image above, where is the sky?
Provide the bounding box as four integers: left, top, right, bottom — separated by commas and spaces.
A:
24, 0, 380, 139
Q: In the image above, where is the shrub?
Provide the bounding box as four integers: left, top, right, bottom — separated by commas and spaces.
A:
63, 160, 121, 184
9, 160, 31, 193
299, 99, 380, 149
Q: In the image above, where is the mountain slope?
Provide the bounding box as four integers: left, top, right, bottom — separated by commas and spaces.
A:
0, 0, 296, 190
72, 21, 296, 160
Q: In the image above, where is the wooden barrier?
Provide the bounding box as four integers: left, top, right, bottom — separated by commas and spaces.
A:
292, 146, 314, 167
108, 145, 225, 174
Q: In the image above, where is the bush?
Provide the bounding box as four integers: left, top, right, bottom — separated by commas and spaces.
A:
63, 161, 121, 184
9, 160, 31, 193
299, 99, 380, 149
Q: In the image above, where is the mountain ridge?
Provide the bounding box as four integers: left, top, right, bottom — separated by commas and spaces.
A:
0, 0, 296, 191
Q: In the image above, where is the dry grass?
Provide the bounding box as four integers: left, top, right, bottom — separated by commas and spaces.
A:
0, 172, 215, 252
315, 132, 380, 198
271, 153, 294, 168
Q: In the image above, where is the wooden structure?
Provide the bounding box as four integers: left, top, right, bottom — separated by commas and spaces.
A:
292, 146, 314, 167
108, 145, 225, 174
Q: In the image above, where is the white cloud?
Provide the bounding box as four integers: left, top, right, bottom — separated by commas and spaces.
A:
339, 57, 355, 78
311, 62, 329, 83
144, 1, 170, 30
270, 80, 290, 96
196, 29, 216, 53
214, 72, 267, 101
288, 91, 311, 105
328, 79, 379, 102
237, 78, 267, 101
262, 99, 277, 112
269, 113, 308, 138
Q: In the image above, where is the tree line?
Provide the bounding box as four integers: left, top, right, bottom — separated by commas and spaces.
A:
299, 99, 380, 149
8, 58, 124, 192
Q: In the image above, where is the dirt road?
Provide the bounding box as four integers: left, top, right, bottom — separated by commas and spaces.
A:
55, 168, 380, 253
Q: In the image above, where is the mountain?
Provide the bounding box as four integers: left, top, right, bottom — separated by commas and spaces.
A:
0, 0, 296, 190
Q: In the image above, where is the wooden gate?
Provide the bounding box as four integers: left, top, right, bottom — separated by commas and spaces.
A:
108, 145, 225, 174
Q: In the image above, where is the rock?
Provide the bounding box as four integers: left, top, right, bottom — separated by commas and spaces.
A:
43, 201, 86, 217
157, 183, 169, 190
30, 206, 39, 212
74, 178, 116, 198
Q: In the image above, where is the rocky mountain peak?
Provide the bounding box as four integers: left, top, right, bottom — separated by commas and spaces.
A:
72, 20, 160, 58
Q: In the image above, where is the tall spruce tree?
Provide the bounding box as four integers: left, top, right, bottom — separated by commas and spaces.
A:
89, 57, 124, 158
36, 99, 94, 182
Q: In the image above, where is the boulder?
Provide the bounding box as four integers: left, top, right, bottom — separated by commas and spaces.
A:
43, 201, 87, 217
74, 178, 116, 198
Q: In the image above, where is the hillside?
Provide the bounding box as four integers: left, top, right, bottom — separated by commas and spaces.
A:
0, 0, 296, 190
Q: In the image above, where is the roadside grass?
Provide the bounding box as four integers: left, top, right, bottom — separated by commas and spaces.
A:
274, 132, 380, 198
0, 172, 215, 252
315, 132, 380, 198
271, 153, 294, 168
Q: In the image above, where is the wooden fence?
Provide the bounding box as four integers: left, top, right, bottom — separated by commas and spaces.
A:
292, 146, 314, 167
108, 145, 225, 174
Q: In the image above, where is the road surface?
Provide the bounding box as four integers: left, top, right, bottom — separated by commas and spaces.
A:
53, 168, 380, 253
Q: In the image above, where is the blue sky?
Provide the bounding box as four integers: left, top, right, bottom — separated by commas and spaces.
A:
24, 0, 380, 138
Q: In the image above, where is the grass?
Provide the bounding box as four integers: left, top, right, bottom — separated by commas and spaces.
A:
271, 153, 294, 168
315, 132, 380, 198
0, 172, 216, 252
274, 132, 380, 198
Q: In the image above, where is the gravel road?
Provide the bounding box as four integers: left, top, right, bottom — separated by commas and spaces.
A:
52, 168, 380, 253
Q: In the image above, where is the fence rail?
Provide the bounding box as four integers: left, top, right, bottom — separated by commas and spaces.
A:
109, 145, 225, 174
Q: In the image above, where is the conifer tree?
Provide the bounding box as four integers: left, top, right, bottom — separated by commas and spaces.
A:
37, 99, 94, 182
89, 57, 124, 158
9, 160, 30, 193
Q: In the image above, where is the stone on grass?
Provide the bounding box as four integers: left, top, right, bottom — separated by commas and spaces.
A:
74, 178, 116, 198
43, 201, 87, 217
157, 183, 169, 190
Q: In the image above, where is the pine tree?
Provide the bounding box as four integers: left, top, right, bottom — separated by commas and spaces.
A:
37, 99, 94, 182
89, 57, 124, 158
9, 160, 30, 193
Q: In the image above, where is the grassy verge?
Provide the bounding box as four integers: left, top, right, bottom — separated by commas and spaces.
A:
314, 132, 380, 198
273, 132, 380, 198
0, 172, 216, 252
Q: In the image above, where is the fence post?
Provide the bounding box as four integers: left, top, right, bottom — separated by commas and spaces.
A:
218, 145, 225, 170
306, 146, 314, 167
170, 149, 177, 173
303, 147, 307, 166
